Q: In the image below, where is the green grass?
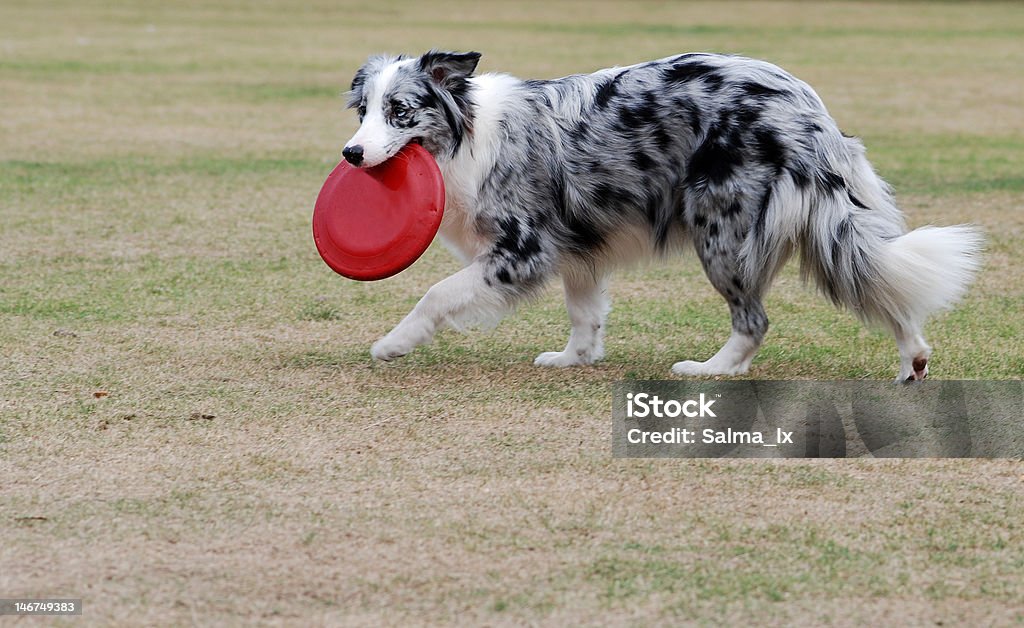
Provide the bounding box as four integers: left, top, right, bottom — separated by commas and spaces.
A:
865, 134, 1024, 195
1, 0, 1022, 625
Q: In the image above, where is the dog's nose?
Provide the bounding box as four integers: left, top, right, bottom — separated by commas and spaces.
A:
342, 145, 364, 166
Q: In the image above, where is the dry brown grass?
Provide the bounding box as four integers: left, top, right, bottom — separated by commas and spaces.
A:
1, 1, 1023, 625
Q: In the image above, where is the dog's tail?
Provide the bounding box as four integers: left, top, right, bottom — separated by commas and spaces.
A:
746, 135, 984, 338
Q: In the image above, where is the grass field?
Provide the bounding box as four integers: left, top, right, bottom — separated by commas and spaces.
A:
2, 1, 1023, 625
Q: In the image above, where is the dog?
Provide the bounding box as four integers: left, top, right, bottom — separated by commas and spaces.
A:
340, 50, 982, 381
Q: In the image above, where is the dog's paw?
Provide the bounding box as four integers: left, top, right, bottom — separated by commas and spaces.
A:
897, 357, 929, 383
534, 351, 578, 367
670, 360, 747, 377
371, 335, 412, 361
534, 348, 602, 367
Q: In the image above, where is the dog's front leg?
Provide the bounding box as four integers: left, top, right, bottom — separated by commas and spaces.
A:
535, 272, 610, 367
370, 262, 508, 361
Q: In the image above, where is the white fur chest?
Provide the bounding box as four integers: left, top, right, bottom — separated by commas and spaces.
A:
435, 163, 487, 264
432, 72, 521, 265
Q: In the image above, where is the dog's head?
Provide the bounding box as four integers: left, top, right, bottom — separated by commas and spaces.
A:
342, 50, 481, 168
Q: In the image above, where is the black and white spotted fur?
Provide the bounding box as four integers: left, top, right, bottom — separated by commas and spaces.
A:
341, 50, 983, 381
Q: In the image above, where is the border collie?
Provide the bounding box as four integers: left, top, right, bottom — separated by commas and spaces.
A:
341, 50, 982, 381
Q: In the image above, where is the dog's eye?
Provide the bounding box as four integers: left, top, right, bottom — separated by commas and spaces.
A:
392, 103, 409, 119
357, 104, 366, 118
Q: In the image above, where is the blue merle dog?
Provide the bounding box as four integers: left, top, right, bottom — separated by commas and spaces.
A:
341, 50, 982, 381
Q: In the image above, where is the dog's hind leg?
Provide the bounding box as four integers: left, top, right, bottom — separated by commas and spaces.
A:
671, 299, 767, 376
896, 329, 931, 382
534, 272, 609, 367
672, 211, 769, 376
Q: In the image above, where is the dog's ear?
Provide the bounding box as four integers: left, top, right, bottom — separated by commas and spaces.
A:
346, 67, 368, 109
418, 50, 481, 86
346, 54, 397, 109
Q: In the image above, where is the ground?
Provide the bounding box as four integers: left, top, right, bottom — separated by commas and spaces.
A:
1, 1, 1022, 625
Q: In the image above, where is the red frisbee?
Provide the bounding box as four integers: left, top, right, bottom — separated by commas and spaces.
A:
312, 143, 445, 281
